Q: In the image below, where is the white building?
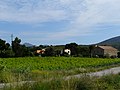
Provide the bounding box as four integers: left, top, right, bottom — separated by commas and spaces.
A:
61, 49, 71, 55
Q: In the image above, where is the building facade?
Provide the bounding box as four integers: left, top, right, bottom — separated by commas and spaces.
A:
92, 45, 118, 57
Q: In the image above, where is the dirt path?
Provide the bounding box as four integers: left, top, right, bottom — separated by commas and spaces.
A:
1, 66, 120, 89
65, 66, 120, 80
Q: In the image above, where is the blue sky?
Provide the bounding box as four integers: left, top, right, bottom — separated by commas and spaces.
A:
0, 0, 120, 45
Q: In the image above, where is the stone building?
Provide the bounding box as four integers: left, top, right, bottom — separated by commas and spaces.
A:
92, 45, 118, 57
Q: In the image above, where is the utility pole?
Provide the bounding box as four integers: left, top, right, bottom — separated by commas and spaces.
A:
11, 34, 13, 46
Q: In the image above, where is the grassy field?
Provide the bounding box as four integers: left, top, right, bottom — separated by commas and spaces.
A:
3, 74, 120, 90
1, 57, 120, 89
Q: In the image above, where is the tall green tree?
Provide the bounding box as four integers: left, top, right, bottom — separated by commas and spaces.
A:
0, 39, 14, 57
44, 47, 55, 56
89, 45, 95, 58
12, 37, 21, 57
0, 39, 6, 51
79, 46, 90, 57
12, 37, 32, 57
65, 43, 78, 56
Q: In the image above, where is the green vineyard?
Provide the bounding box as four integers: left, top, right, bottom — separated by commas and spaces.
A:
1, 57, 120, 72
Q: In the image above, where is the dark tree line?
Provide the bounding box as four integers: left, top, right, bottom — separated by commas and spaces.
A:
0, 37, 95, 58
65, 43, 90, 57
40, 43, 91, 57
0, 37, 32, 58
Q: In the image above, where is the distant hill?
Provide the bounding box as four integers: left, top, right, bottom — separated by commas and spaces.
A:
98, 36, 120, 50
23, 43, 34, 47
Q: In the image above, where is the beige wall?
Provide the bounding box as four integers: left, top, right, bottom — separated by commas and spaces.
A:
104, 50, 118, 56
92, 47, 118, 57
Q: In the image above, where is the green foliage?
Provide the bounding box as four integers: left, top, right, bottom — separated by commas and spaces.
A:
44, 47, 55, 56
118, 52, 120, 58
12, 37, 22, 57
0, 39, 6, 50
0, 39, 12, 58
1, 57, 120, 72
12, 37, 31, 57
65, 43, 78, 56
64, 43, 91, 57
0, 50, 15, 58
89, 45, 95, 57
0, 71, 16, 83
79, 46, 90, 57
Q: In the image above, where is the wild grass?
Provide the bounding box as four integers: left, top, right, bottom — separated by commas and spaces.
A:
3, 74, 120, 90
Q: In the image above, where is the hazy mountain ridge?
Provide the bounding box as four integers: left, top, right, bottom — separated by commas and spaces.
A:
23, 43, 34, 47
98, 36, 120, 50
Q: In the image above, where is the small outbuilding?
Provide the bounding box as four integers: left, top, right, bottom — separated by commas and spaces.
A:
36, 49, 46, 55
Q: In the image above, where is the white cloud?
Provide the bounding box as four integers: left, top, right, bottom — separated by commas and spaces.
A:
0, 0, 86, 23
0, 0, 65, 23
57, 0, 120, 38
42, 0, 120, 42
1, 0, 120, 44
0, 0, 120, 24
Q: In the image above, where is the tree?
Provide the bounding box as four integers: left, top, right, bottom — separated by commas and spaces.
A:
55, 50, 61, 56
117, 52, 120, 58
20, 45, 31, 57
65, 43, 78, 56
2, 50, 15, 58
12, 37, 31, 57
44, 47, 55, 56
89, 45, 95, 58
0, 39, 6, 51
79, 46, 90, 57
0, 39, 14, 58
12, 37, 22, 57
